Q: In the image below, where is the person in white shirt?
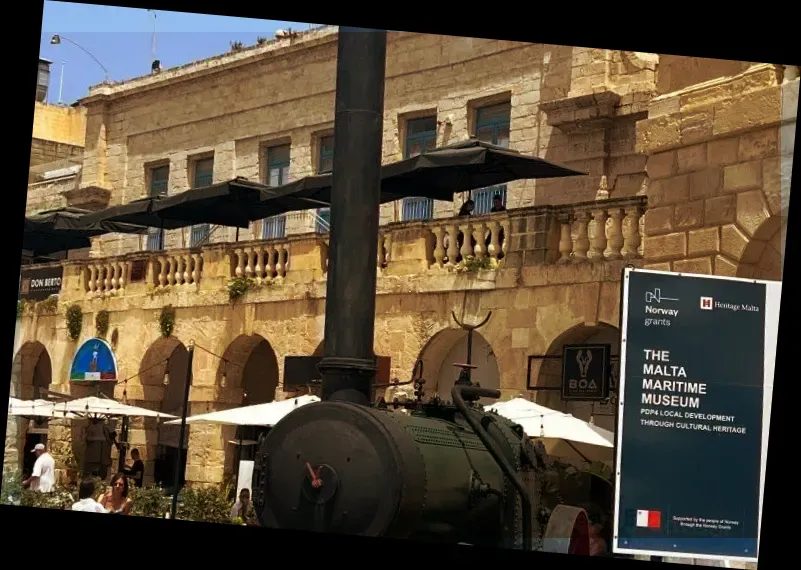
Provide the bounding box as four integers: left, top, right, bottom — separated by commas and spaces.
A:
72, 478, 108, 513
23, 443, 55, 493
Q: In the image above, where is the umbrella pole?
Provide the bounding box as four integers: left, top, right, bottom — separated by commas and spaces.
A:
564, 439, 592, 463
235, 434, 243, 493
235, 228, 239, 242
170, 343, 194, 520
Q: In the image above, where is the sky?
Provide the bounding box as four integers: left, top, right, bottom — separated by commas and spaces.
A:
38, 1, 316, 104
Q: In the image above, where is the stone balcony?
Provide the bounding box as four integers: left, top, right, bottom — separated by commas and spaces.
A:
27, 195, 647, 307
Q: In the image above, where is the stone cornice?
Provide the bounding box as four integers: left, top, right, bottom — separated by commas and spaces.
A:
636, 64, 789, 154
78, 26, 340, 106
540, 91, 621, 134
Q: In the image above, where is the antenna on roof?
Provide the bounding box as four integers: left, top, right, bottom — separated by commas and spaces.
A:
148, 10, 160, 74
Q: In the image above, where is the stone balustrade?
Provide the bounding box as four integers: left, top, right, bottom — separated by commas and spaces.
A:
79, 249, 203, 298
151, 249, 204, 289
27, 196, 647, 301
84, 259, 133, 296
553, 197, 646, 263
230, 240, 291, 282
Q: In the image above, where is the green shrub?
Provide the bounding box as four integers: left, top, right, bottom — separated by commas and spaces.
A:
1, 470, 23, 505
176, 485, 234, 524
129, 486, 171, 518
456, 255, 498, 273
228, 276, 255, 303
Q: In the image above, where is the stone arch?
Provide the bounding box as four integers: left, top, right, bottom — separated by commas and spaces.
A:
137, 336, 190, 491
6, 341, 53, 475
736, 215, 785, 281
416, 327, 500, 404
217, 334, 280, 407
534, 322, 620, 434
10, 341, 52, 400
216, 334, 280, 485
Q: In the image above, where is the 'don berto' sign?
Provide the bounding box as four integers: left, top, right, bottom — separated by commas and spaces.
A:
69, 338, 119, 383
613, 268, 781, 564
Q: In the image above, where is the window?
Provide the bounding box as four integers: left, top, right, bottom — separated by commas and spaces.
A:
318, 136, 334, 174
36, 63, 50, 103
472, 102, 511, 215
262, 145, 290, 240
146, 165, 170, 251
402, 116, 437, 222
190, 157, 214, 247
316, 136, 334, 232
193, 158, 214, 188
150, 165, 170, 197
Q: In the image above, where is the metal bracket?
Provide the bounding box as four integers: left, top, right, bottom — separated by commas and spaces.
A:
451, 311, 492, 383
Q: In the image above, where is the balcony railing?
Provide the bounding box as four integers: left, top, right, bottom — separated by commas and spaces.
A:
32, 196, 646, 303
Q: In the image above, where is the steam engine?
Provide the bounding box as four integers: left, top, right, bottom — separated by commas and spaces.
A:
251, 368, 590, 553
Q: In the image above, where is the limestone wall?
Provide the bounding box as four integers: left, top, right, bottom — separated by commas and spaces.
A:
12, 199, 641, 486
31, 103, 87, 147
637, 64, 793, 281
76, 30, 658, 255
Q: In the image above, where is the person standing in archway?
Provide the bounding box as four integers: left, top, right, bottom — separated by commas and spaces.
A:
123, 448, 145, 488
23, 443, 55, 493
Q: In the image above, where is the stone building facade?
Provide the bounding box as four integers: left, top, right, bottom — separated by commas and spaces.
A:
11, 27, 794, 489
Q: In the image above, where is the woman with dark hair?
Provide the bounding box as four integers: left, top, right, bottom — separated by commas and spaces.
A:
98, 473, 133, 515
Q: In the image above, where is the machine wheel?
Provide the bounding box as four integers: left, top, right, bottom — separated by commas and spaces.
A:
542, 505, 590, 556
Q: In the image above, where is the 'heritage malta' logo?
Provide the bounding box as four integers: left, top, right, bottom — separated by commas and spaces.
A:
700, 296, 714, 310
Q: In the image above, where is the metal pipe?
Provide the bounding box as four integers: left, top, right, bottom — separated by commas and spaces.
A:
451, 384, 533, 551
318, 28, 387, 405
170, 342, 194, 520
58, 61, 65, 105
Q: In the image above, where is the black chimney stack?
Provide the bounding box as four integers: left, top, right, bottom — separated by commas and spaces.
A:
318, 28, 387, 405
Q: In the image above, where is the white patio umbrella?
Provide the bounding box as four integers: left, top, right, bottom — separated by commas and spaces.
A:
7, 397, 79, 419
51, 396, 177, 420
164, 395, 320, 427
485, 398, 614, 463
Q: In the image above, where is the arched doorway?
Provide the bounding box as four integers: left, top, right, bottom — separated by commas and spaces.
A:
534, 323, 620, 434
737, 216, 785, 282
7, 342, 52, 476
416, 328, 500, 404
218, 334, 279, 487
138, 337, 190, 492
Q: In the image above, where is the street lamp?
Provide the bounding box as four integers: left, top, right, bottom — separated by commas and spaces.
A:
50, 34, 110, 83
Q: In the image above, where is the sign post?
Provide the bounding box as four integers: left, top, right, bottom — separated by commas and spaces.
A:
612, 268, 781, 564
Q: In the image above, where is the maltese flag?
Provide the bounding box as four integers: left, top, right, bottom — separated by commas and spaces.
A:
636, 509, 661, 529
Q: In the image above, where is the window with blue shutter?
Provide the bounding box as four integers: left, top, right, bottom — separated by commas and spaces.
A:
472, 103, 510, 215
262, 145, 290, 240
316, 136, 334, 233
146, 165, 169, 251
190, 157, 213, 247
402, 116, 437, 222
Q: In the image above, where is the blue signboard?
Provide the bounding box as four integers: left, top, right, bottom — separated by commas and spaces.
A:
69, 337, 119, 382
613, 268, 781, 564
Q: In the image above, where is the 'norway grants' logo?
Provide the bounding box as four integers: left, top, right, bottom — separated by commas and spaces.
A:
700, 297, 714, 310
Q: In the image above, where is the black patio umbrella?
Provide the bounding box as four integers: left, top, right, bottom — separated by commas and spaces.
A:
22, 207, 148, 258
265, 138, 586, 205
152, 177, 329, 228
381, 138, 585, 199
77, 196, 188, 230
